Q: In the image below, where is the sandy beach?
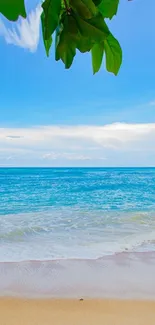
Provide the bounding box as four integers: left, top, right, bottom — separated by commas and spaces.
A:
0, 298, 155, 325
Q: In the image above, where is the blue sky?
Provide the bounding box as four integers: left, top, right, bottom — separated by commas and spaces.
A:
0, 0, 155, 166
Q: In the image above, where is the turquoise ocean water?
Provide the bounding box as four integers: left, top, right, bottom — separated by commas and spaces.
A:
1, 167, 155, 262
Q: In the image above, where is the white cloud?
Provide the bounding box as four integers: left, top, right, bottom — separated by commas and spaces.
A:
0, 123, 155, 166
42, 152, 98, 161
0, 5, 42, 52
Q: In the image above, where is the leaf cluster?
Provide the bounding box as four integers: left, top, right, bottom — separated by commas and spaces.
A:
0, 0, 122, 74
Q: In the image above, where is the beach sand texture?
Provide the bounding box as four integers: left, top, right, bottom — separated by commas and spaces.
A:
0, 298, 155, 325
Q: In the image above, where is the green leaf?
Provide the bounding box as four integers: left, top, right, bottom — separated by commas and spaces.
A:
75, 12, 109, 43
91, 43, 104, 74
41, 12, 52, 57
61, 0, 65, 10
77, 37, 94, 53
0, 0, 26, 21
104, 33, 122, 75
42, 0, 61, 40
98, 0, 119, 19
70, 0, 97, 19
56, 15, 78, 69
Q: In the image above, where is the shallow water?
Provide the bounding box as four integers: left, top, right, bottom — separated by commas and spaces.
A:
0, 252, 155, 299
0, 167, 155, 262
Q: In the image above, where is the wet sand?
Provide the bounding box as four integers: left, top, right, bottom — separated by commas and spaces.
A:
0, 298, 155, 325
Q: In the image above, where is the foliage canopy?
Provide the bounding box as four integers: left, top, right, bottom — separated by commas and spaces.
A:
0, 0, 128, 75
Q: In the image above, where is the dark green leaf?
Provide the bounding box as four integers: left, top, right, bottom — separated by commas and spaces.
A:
92, 0, 102, 6
56, 15, 78, 68
91, 43, 104, 74
104, 33, 122, 75
0, 0, 26, 21
42, 0, 61, 40
98, 0, 119, 19
41, 12, 52, 57
75, 12, 109, 43
70, 0, 97, 19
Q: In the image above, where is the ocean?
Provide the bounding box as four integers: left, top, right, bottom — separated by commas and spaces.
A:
0, 167, 155, 298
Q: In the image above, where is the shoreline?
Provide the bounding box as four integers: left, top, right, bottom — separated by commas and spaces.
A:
0, 298, 155, 325
0, 252, 155, 300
